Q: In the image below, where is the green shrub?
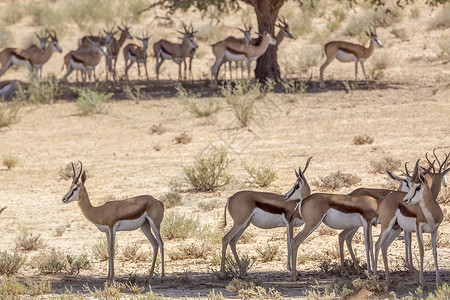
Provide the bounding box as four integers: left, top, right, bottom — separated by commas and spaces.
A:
0, 252, 26, 275
3, 155, 18, 170
27, 76, 62, 104
72, 87, 112, 115
183, 98, 221, 117
66, 253, 90, 274
256, 244, 278, 262
221, 255, 256, 278
15, 228, 45, 251
161, 212, 200, 240
243, 162, 277, 187
120, 243, 147, 262
220, 80, 259, 127
184, 147, 232, 192
168, 243, 209, 260
175, 83, 200, 100
0, 102, 20, 128
160, 192, 182, 208
123, 86, 144, 104
318, 171, 361, 190
0, 277, 27, 298
27, 280, 52, 296
36, 249, 90, 274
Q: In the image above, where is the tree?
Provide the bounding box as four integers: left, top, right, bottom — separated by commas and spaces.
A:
150, 0, 448, 82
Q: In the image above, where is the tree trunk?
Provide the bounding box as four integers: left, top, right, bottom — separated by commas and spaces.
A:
250, 0, 285, 82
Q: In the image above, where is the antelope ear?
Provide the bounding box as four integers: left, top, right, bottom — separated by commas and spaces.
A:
419, 173, 425, 184
81, 171, 87, 185
366, 31, 370, 37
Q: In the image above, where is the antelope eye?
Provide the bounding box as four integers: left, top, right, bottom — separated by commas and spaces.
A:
415, 186, 421, 191
295, 183, 299, 190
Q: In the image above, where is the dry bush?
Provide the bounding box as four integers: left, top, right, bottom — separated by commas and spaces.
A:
344, 15, 370, 43
121, 243, 147, 262
0, 103, 20, 128
184, 147, 232, 192
72, 87, 112, 115
352, 134, 374, 145
243, 162, 277, 187
195, 23, 226, 43
150, 123, 167, 135
319, 259, 361, 277
198, 200, 221, 212
25, 2, 64, 29
175, 132, 192, 144
15, 228, 45, 251
437, 34, 450, 59
226, 278, 280, 299
92, 238, 117, 261
161, 212, 200, 240
3, 156, 18, 170
169, 243, 211, 260
2, 4, 24, 24
332, 8, 347, 21
318, 171, 361, 190
220, 255, 256, 278
366, 7, 402, 28
35, 249, 90, 275
296, 46, 322, 73
220, 80, 259, 127
390, 28, 408, 41
0, 251, 26, 275
183, 98, 221, 118
82, 282, 126, 299
123, 86, 144, 104
55, 223, 70, 237
160, 191, 182, 208
371, 51, 393, 71
288, 13, 312, 37
423, 231, 449, 250
207, 289, 224, 300
68, 0, 117, 31
352, 272, 388, 294
27, 280, 52, 296
195, 224, 223, 244
0, 276, 27, 298
256, 244, 279, 262
125, 282, 145, 296
429, 4, 450, 29
370, 156, 401, 174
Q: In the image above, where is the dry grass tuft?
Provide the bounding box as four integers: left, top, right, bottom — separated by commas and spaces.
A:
226, 278, 280, 298
352, 134, 374, 145
161, 212, 200, 240
352, 272, 388, 294
0, 251, 26, 275
3, 155, 18, 170
0, 103, 20, 129
370, 156, 401, 174
15, 228, 45, 251
198, 200, 221, 211
168, 243, 211, 260
243, 162, 277, 187
429, 5, 450, 29
256, 244, 279, 262
150, 123, 167, 135
175, 132, 192, 144
318, 171, 361, 190
160, 191, 183, 208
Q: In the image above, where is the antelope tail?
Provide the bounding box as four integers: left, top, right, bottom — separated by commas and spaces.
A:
221, 198, 230, 229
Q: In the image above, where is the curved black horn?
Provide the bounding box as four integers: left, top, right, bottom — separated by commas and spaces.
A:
425, 151, 436, 172
404, 162, 412, 178
303, 156, 313, 174
421, 160, 434, 176
412, 159, 420, 181
295, 168, 300, 178
71, 162, 77, 183
74, 161, 83, 183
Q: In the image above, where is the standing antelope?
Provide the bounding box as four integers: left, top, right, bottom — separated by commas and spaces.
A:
104, 25, 133, 81
221, 157, 312, 275
153, 23, 198, 81
0, 30, 62, 80
211, 32, 276, 87
62, 39, 107, 84
122, 32, 151, 81
62, 162, 165, 282
284, 182, 380, 280
374, 154, 449, 287
319, 29, 382, 88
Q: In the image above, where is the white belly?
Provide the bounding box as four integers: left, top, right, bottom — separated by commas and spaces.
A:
336, 50, 357, 63
250, 208, 287, 229
323, 209, 364, 229
293, 218, 304, 227
127, 53, 137, 63
70, 60, 85, 71
161, 51, 173, 60
396, 210, 416, 232
11, 56, 30, 67
224, 51, 246, 62
114, 213, 147, 231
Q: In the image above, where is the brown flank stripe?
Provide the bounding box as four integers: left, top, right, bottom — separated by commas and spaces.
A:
329, 202, 364, 215
255, 201, 286, 215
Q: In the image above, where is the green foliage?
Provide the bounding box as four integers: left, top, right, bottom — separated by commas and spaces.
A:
65, 253, 91, 275
161, 212, 200, 240
175, 83, 200, 100
243, 162, 277, 187
183, 147, 232, 192
72, 87, 112, 115
15, 228, 45, 251
0, 251, 26, 275
0, 277, 27, 298
183, 98, 221, 118
123, 86, 144, 104
160, 192, 183, 208
281, 80, 307, 102
256, 244, 279, 262
318, 171, 361, 190
3, 155, 18, 170
220, 80, 259, 127
27, 76, 62, 104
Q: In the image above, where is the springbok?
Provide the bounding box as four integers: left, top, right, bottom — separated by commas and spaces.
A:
62, 39, 107, 84
211, 32, 276, 87
153, 23, 198, 81
62, 162, 164, 282
374, 153, 449, 287
319, 29, 382, 88
104, 25, 133, 81
122, 32, 151, 81
0, 30, 62, 80
221, 157, 312, 275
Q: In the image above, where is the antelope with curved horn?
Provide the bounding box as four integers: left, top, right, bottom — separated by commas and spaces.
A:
221, 157, 312, 275
104, 24, 133, 81
374, 153, 449, 287
284, 180, 381, 280
0, 30, 62, 80
122, 32, 151, 81
319, 28, 382, 88
211, 32, 276, 87
62, 162, 165, 282
153, 23, 198, 81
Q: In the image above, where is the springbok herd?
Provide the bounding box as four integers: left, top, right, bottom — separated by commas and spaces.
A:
8, 149, 437, 286
0, 19, 383, 93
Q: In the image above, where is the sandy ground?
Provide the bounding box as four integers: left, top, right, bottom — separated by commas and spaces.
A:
0, 1, 449, 299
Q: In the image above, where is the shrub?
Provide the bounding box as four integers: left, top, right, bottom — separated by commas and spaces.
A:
25, 2, 64, 29
429, 4, 450, 29
371, 51, 393, 71
410, 8, 420, 19
175, 84, 200, 100
183, 98, 221, 118
344, 15, 370, 43
168, 243, 210, 260
83, 282, 126, 299
126, 281, 145, 295
366, 7, 402, 28
332, 8, 347, 21
174, 132, 192, 144
127, 0, 149, 21
288, 14, 312, 37
196, 23, 226, 43
27, 76, 62, 104
220, 80, 258, 127
35, 249, 66, 273
0, 276, 27, 298
0, 252, 26, 275
121, 243, 147, 262
390, 28, 408, 41
281, 80, 307, 102
221, 255, 256, 278
437, 34, 450, 59
92, 238, 117, 261
2, 5, 24, 25
72, 87, 112, 115
256, 244, 278, 262
370, 156, 401, 174
352, 134, 374, 145
0, 28, 12, 48
161, 212, 200, 240
65, 253, 90, 274
15, 228, 45, 251
3, 156, 18, 170
68, 0, 117, 31
243, 162, 277, 187
352, 272, 388, 294
160, 192, 182, 208
198, 200, 220, 212
0, 103, 20, 128
27, 280, 52, 296
123, 86, 144, 104
149, 123, 166, 135
195, 224, 222, 244
184, 147, 232, 192
226, 278, 280, 298
318, 171, 361, 190
296, 46, 322, 73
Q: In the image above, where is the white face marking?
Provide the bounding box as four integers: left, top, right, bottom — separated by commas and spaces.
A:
374, 37, 383, 47
323, 209, 365, 229
284, 177, 305, 201
336, 50, 357, 63
62, 185, 80, 203
189, 38, 198, 49
403, 182, 424, 205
